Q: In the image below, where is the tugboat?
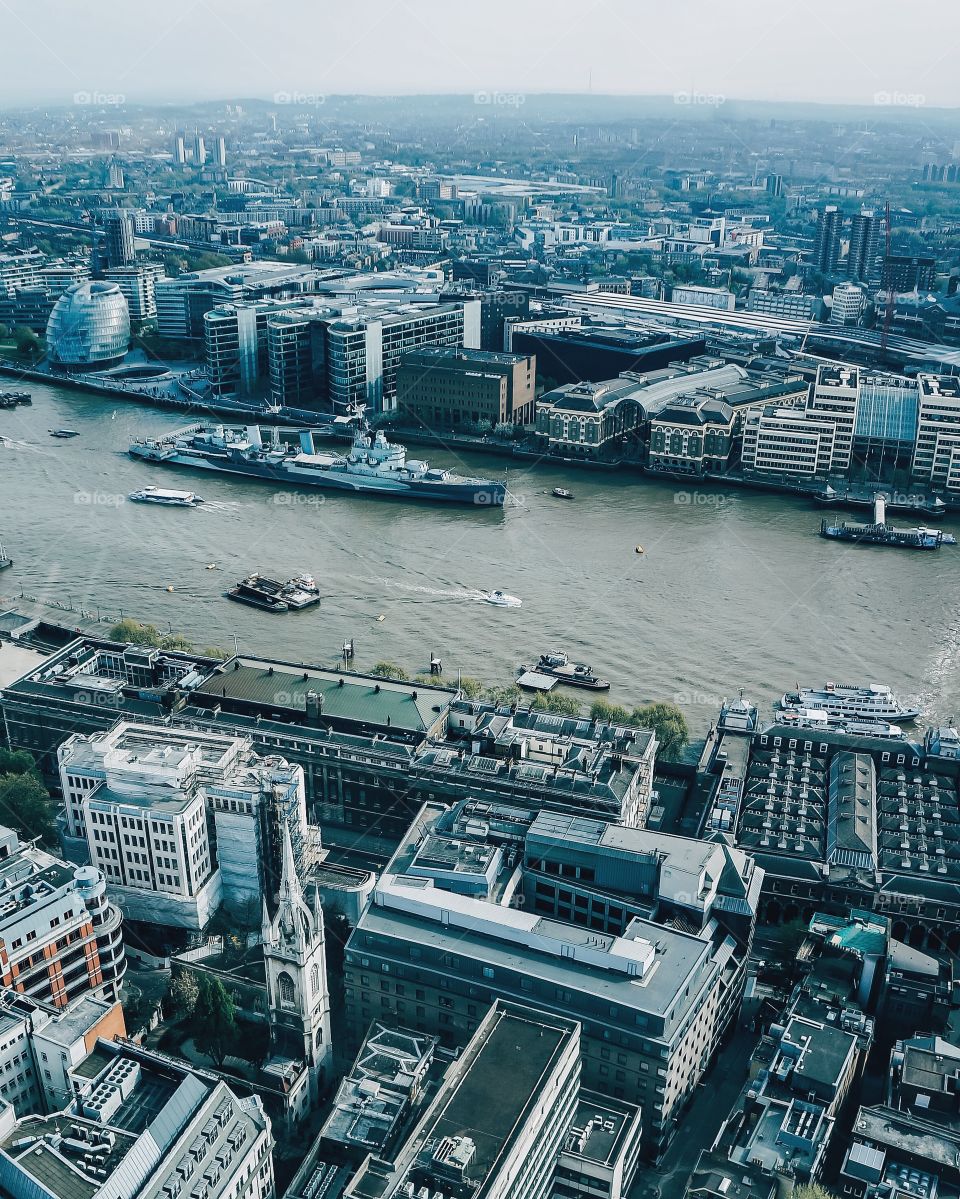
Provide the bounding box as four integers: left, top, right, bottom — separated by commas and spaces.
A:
226, 575, 289, 613
0, 540, 11, 571
128, 486, 204, 507
552, 487, 575, 500
520, 650, 610, 691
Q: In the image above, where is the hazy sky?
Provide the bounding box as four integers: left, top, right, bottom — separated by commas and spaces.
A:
1, 0, 958, 109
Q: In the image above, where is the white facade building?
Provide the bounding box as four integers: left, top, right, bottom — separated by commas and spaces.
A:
58, 723, 310, 931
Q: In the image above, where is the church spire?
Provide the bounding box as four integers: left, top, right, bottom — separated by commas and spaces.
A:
278, 820, 301, 905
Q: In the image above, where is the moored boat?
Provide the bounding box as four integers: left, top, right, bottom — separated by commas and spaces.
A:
520, 651, 610, 690
129, 413, 506, 507
552, 488, 575, 500
779, 681, 919, 722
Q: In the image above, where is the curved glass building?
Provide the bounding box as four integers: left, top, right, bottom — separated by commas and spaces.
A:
46, 281, 130, 369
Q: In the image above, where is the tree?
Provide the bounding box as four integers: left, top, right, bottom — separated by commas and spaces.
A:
590, 699, 631, 724
794, 1184, 838, 1199
531, 691, 582, 716
458, 676, 484, 699
202, 646, 229, 660
630, 702, 689, 761
0, 771, 57, 847
13, 326, 40, 358
371, 661, 410, 681
484, 683, 521, 708
168, 970, 199, 1020
193, 975, 238, 1067
0, 748, 37, 776
109, 618, 162, 647
0, 322, 10, 340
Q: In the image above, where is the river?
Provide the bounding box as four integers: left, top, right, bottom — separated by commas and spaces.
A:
2, 379, 959, 737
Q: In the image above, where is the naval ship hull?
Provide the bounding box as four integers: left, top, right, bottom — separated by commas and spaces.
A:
129, 444, 506, 507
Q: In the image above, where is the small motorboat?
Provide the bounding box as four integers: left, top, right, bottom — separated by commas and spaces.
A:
635, 545, 644, 554
479, 589, 522, 608
552, 487, 575, 500
49, 429, 80, 439
0, 540, 11, 571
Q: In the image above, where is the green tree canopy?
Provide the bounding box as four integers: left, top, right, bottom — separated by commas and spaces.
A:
168, 970, 199, 1020
531, 691, 582, 716
630, 702, 689, 760
0, 771, 57, 847
370, 661, 410, 681
193, 975, 238, 1067
589, 699, 631, 724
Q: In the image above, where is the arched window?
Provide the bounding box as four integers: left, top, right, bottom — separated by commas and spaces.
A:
278, 971, 296, 1010
310, 964, 320, 995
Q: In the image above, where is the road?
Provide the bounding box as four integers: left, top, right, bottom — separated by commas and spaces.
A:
628, 1025, 759, 1199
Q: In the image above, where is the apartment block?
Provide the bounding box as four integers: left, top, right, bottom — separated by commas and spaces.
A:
0, 826, 125, 1008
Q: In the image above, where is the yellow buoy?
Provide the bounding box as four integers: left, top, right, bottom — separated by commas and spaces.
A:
635, 545, 644, 555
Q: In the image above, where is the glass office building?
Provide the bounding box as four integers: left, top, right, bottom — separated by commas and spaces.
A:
46, 281, 130, 369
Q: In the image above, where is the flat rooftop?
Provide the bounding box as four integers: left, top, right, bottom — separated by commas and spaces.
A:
422, 1008, 571, 1187
191, 655, 454, 736
0, 640, 55, 689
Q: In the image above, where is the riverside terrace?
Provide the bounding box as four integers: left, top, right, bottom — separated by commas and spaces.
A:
697, 703, 960, 953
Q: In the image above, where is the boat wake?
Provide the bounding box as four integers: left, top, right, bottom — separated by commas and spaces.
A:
389, 581, 481, 600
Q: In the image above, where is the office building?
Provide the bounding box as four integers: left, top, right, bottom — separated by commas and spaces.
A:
396, 346, 536, 430
103, 262, 165, 328
0, 826, 125, 1007
37, 260, 90, 299
812, 205, 842, 275
511, 325, 706, 386
102, 211, 134, 269
155, 262, 322, 341
671, 285, 736, 311
46, 281, 130, 369
847, 209, 882, 283
341, 1002, 581, 1199
831, 281, 866, 326
765, 173, 784, 198
746, 288, 820, 320
0, 1039, 276, 1199
57, 721, 311, 931
344, 803, 761, 1156
0, 986, 125, 1116
881, 254, 937, 293
324, 299, 480, 413
410, 706, 657, 829
912, 374, 960, 490
0, 248, 43, 296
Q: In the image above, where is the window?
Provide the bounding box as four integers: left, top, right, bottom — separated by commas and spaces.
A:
277, 971, 296, 1010
482, 967, 495, 979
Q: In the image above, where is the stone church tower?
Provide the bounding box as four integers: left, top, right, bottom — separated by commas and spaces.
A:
262, 823, 332, 1102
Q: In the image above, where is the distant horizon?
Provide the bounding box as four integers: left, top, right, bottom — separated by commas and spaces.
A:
1, 89, 958, 117
0, 0, 956, 113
